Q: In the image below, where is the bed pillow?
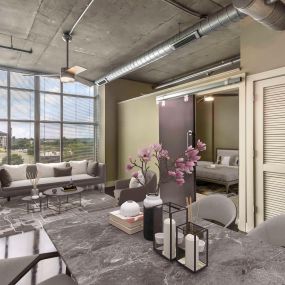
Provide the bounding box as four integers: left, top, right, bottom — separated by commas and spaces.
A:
3, 164, 27, 181
69, 160, 88, 175
36, 162, 67, 178
220, 156, 231, 166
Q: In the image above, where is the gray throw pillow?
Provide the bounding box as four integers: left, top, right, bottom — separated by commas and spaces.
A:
0, 168, 12, 187
87, 161, 98, 177
54, 167, 72, 177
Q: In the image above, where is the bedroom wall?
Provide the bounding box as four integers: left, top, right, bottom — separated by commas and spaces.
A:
196, 95, 239, 162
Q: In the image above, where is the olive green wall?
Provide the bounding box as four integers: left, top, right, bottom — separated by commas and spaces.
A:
102, 79, 152, 181
196, 101, 213, 161
241, 18, 285, 74
117, 94, 159, 179
196, 96, 239, 162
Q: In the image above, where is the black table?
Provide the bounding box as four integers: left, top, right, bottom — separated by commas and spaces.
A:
44, 206, 285, 285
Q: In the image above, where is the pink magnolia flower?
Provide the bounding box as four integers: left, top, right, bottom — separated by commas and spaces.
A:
151, 143, 162, 152
126, 163, 133, 171
176, 178, 185, 186
168, 170, 176, 177
138, 147, 152, 162
128, 156, 133, 163
197, 139, 206, 152
158, 149, 170, 160
185, 147, 200, 163
132, 171, 138, 178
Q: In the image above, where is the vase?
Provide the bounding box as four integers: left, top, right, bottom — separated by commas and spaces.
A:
31, 187, 39, 197
143, 193, 163, 241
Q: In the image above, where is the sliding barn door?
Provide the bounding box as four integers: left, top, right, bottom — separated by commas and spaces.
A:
255, 75, 285, 225
159, 95, 195, 206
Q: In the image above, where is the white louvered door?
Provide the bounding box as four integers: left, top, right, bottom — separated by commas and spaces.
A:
255, 75, 285, 225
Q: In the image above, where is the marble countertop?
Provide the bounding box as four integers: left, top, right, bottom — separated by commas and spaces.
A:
44, 208, 285, 285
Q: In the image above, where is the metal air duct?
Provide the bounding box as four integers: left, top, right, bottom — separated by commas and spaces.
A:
233, 0, 285, 30
94, 4, 245, 85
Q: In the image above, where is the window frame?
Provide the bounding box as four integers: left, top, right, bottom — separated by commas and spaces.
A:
0, 68, 99, 165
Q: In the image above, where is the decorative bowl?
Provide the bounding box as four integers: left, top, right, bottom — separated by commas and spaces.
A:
120, 200, 140, 217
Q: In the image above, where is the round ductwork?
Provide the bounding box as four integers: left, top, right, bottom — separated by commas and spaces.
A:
233, 0, 285, 30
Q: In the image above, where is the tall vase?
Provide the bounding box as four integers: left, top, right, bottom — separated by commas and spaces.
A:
143, 193, 163, 241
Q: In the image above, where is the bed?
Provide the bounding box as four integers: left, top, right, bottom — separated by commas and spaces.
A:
196, 149, 239, 193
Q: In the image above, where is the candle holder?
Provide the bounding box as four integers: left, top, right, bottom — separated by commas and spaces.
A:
176, 222, 208, 273
153, 202, 188, 261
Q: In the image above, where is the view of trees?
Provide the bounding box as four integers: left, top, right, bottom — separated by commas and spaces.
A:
2, 153, 24, 165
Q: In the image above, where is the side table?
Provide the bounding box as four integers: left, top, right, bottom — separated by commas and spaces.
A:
22, 195, 46, 213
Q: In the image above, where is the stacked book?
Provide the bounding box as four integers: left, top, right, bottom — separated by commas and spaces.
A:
109, 210, 143, 234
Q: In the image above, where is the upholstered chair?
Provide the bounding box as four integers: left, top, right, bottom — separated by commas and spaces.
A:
114, 171, 157, 206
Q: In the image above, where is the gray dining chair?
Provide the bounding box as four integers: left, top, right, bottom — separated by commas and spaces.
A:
191, 194, 237, 228
0, 252, 77, 285
247, 214, 285, 247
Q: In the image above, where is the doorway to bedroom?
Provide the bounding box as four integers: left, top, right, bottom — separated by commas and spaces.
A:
195, 90, 239, 217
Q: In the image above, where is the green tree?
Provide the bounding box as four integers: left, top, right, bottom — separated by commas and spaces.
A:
2, 154, 24, 165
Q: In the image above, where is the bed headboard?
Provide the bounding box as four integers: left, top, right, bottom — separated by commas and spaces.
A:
216, 148, 239, 160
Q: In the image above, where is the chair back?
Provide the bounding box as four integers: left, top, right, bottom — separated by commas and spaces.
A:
191, 194, 237, 228
248, 214, 285, 247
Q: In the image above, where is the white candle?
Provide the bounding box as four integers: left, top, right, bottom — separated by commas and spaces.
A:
185, 234, 199, 270
163, 218, 176, 259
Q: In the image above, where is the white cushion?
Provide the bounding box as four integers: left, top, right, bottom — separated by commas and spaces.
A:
221, 156, 231, 166
69, 160, 88, 175
129, 172, 145, 188
3, 164, 27, 181
36, 162, 66, 178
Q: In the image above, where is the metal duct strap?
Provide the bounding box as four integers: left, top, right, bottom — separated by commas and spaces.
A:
233, 0, 285, 30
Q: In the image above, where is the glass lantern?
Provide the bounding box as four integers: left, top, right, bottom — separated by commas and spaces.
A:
153, 202, 188, 261
176, 222, 208, 272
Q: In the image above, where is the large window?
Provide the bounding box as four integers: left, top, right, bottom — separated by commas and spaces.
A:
0, 69, 98, 165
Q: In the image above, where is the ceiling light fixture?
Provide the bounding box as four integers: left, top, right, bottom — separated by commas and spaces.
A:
184, 95, 189, 102
204, 96, 214, 102
60, 68, 75, 83
161, 100, 166, 107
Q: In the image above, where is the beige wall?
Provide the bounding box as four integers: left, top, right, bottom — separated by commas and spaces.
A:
102, 79, 152, 181
117, 94, 159, 179
196, 96, 239, 162
241, 18, 285, 75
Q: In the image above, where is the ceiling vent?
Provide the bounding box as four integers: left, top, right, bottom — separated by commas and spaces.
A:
172, 31, 200, 49
96, 78, 108, 86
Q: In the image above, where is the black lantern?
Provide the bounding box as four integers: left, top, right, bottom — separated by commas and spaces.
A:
153, 202, 188, 261
176, 222, 208, 272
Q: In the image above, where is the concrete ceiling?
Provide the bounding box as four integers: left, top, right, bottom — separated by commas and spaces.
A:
0, 0, 241, 84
